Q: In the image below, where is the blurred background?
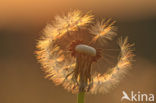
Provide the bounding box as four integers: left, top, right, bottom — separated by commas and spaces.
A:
0, 0, 156, 103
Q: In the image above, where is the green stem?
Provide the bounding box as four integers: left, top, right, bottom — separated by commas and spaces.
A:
78, 92, 85, 103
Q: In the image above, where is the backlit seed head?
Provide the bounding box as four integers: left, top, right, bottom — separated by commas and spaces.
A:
35, 10, 134, 94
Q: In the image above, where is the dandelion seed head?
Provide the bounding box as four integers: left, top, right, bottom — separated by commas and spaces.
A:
35, 10, 134, 94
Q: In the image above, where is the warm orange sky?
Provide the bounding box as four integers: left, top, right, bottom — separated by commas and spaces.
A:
0, 0, 156, 26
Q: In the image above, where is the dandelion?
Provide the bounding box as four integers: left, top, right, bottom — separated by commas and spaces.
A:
35, 10, 134, 103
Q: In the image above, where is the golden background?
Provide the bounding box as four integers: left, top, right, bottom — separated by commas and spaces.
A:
0, 0, 156, 103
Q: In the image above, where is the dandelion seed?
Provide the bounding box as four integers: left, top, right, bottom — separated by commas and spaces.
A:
35, 10, 134, 102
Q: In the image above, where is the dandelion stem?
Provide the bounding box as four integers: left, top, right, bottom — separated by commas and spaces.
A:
78, 92, 85, 103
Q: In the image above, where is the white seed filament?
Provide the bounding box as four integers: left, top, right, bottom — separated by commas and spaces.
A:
75, 44, 96, 56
